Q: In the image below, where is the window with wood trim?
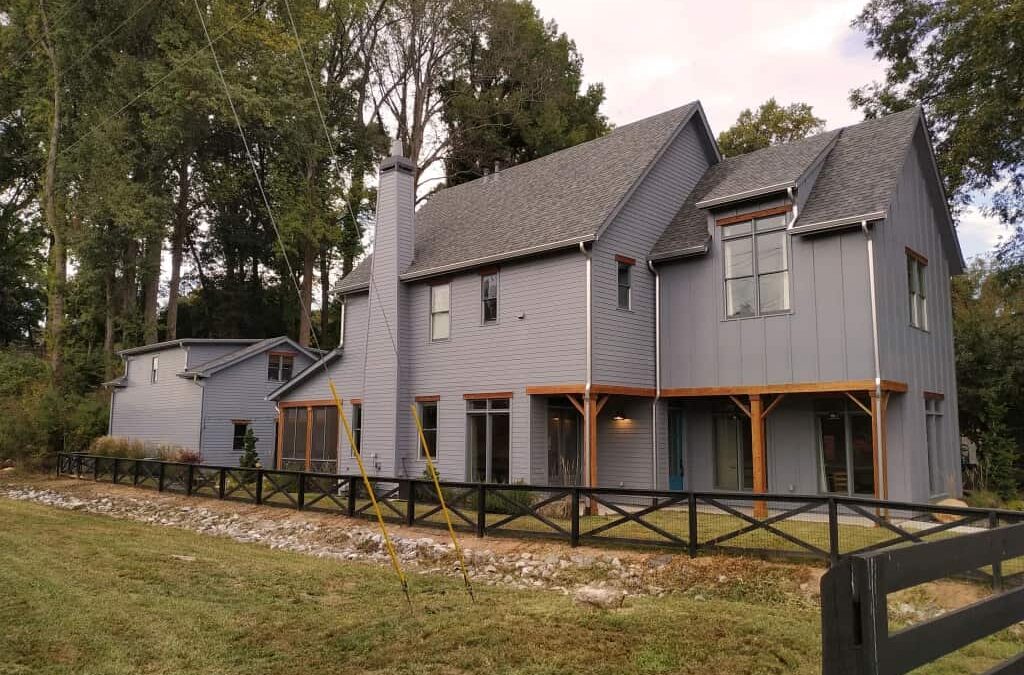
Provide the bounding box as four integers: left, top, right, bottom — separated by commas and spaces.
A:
907, 251, 928, 330
268, 353, 295, 381
309, 406, 339, 473
617, 259, 633, 309
350, 403, 362, 456
280, 407, 308, 470
926, 397, 945, 495
150, 356, 159, 384
722, 212, 790, 318
430, 283, 450, 341
418, 401, 438, 458
481, 271, 498, 323
466, 397, 510, 483
232, 422, 249, 451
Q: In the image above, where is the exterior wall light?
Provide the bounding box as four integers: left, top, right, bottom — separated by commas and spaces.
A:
612, 410, 627, 421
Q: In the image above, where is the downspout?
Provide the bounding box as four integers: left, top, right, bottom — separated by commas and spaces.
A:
648, 260, 661, 490
861, 220, 886, 500
580, 241, 593, 487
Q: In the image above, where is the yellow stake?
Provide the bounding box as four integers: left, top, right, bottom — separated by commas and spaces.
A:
410, 404, 475, 601
328, 381, 410, 604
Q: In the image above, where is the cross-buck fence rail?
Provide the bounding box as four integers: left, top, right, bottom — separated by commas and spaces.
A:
56, 453, 1024, 584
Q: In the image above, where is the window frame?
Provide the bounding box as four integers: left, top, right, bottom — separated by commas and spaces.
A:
268, 352, 295, 382
232, 421, 250, 451
429, 282, 451, 342
350, 402, 363, 456
615, 255, 634, 310
465, 396, 512, 483
712, 401, 753, 491
925, 394, 945, 496
150, 356, 159, 384
417, 400, 439, 459
907, 248, 929, 331
480, 269, 499, 324
720, 211, 791, 319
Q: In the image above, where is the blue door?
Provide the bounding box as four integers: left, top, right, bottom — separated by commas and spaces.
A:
668, 407, 685, 490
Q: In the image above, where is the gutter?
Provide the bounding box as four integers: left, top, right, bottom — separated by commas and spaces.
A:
648, 259, 661, 490
695, 180, 796, 209
861, 220, 887, 500
580, 242, 593, 487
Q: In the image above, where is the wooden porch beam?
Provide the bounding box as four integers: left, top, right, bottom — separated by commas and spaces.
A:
566, 394, 584, 416
750, 394, 768, 519
870, 392, 881, 500
844, 392, 872, 416
729, 395, 751, 418
661, 379, 908, 397
761, 393, 786, 419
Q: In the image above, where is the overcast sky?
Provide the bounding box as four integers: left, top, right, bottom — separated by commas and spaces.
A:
531, 0, 1008, 261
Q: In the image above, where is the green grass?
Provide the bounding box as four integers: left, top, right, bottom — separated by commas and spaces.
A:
1, 498, 1021, 674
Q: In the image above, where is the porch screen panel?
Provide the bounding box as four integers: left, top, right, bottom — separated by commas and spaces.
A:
282, 407, 307, 471
850, 415, 873, 495
310, 406, 338, 474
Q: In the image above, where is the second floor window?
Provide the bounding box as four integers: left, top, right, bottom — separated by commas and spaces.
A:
481, 272, 498, 323
617, 258, 633, 309
907, 250, 928, 330
723, 212, 790, 318
150, 356, 159, 383
268, 353, 294, 381
430, 283, 450, 341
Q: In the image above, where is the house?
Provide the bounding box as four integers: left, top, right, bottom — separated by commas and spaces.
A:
270, 101, 964, 505
106, 337, 318, 467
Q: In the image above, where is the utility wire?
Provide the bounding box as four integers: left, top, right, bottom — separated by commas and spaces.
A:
192, 0, 411, 605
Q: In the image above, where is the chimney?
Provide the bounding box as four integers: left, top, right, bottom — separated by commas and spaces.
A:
360, 138, 415, 475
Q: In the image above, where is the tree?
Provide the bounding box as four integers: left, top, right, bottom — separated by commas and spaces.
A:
440, 0, 609, 187
716, 98, 826, 157
238, 427, 260, 468
951, 259, 1024, 498
851, 0, 1024, 259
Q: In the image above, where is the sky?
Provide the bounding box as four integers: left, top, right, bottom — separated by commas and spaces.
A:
530, 0, 1009, 260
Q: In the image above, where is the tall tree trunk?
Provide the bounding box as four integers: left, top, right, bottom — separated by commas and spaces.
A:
298, 237, 314, 347
39, 0, 64, 384
142, 232, 161, 344
121, 240, 139, 318
319, 244, 330, 344
166, 160, 190, 340
103, 270, 115, 379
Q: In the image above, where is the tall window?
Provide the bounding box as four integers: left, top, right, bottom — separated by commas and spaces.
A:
150, 356, 159, 383
430, 283, 450, 341
481, 272, 498, 323
309, 406, 339, 473
350, 403, 362, 455
232, 422, 249, 451
280, 407, 307, 471
926, 396, 945, 495
713, 400, 753, 490
617, 258, 633, 309
418, 401, 438, 458
268, 353, 295, 381
815, 399, 873, 496
722, 212, 790, 318
466, 398, 510, 483
907, 250, 928, 330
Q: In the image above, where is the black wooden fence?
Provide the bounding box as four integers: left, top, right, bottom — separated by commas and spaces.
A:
56, 453, 1024, 579
821, 523, 1024, 674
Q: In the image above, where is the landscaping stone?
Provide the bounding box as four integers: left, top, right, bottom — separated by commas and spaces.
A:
573, 584, 625, 609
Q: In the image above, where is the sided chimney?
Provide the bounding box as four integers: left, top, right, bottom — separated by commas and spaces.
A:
360, 138, 415, 474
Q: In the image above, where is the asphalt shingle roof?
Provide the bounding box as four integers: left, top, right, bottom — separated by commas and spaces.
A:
337, 102, 701, 291
652, 108, 927, 260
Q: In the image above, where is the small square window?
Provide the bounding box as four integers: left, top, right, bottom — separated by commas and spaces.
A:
232, 422, 249, 451
418, 402, 438, 458
617, 260, 632, 309
268, 354, 295, 381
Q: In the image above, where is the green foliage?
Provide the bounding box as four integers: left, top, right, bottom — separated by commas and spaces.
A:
89, 435, 202, 463
952, 258, 1024, 498
851, 0, 1024, 258
239, 428, 260, 469
716, 99, 826, 157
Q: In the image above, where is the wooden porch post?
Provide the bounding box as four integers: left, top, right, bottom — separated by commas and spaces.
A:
869, 391, 890, 502
750, 394, 767, 518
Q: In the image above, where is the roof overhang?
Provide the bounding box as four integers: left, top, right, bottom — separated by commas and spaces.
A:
398, 235, 593, 283
695, 181, 796, 210
648, 240, 711, 264
788, 212, 886, 237
266, 348, 343, 401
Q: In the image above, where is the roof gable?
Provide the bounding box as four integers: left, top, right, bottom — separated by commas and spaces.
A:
179, 336, 318, 378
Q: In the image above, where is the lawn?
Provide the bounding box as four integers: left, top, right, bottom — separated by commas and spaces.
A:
0, 497, 1019, 675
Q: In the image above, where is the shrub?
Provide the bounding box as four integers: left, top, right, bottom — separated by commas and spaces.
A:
481, 482, 536, 515
965, 490, 1004, 509
238, 428, 260, 468
87, 436, 201, 463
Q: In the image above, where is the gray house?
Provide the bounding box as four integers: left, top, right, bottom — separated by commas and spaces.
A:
271, 101, 963, 505
106, 337, 317, 466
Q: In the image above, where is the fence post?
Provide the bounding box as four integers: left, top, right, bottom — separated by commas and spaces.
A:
404, 480, 416, 526
186, 463, 195, 496
75, 453, 83, 478
296, 473, 305, 511
218, 468, 226, 499
570, 487, 580, 547
687, 491, 698, 558
157, 462, 166, 492
112, 458, 119, 485
989, 511, 1003, 593
828, 497, 841, 566
476, 483, 487, 538
132, 459, 140, 486
254, 469, 264, 505
93, 456, 100, 482
347, 477, 357, 517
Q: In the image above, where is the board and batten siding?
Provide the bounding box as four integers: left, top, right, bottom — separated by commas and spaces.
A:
200, 349, 314, 467
873, 129, 961, 501
659, 197, 876, 389
591, 116, 715, 389
109, 346, 202, 451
